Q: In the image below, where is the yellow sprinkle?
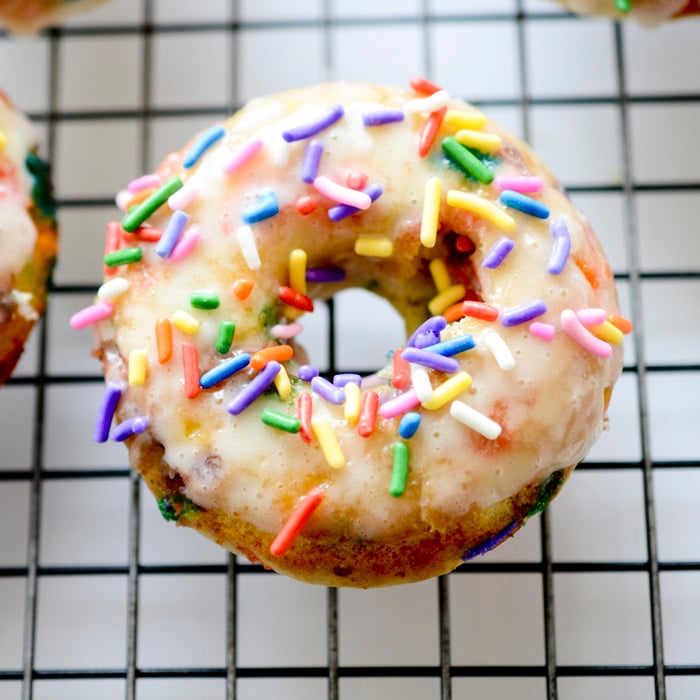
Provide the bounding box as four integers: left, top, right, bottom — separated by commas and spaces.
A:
422, 371, 473, 411
455, 129, 502, 153
0, 131, 7, 150
355, 237, 394, 258
172, 309, 200, 335
428, 283, 465, 316
344, 382, 361, 425
274, 364, 292, 400
446, 190, 516, 233
128, 349, 147, 387
444, 109, 488, 131
420, 176, 442, 248
289, 248, 307, 296
311, 417, 345, 469
589, 320, 624, 345
429, 258, 451, 293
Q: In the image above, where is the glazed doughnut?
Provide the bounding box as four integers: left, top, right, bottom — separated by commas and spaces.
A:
555, 0, 700, 23
0, 0, 107, 33
0, 93, 57, 385
76, 81, 628, 587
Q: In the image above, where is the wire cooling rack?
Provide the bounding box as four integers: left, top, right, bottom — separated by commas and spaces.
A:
1, 1, 699, 698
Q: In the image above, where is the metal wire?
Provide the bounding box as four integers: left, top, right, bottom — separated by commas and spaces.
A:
0, 3, 698, 699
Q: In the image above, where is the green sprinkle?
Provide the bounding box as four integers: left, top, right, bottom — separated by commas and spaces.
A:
261, 409, 301, 433
157, 495, 198, 522
215, 321, 236, 354
121, 176, 183, 232
190, 290, 220, 310
104, 247, 143, 267
614, 0, 631, 12
390, 442, 410, 497
25, 151, 56, 221
441, 137, 494, 185
524, 470, 566, 520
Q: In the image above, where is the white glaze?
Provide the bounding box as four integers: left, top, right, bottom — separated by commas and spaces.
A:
96, 83, 624, 545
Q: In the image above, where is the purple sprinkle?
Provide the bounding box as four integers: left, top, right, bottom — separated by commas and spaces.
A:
155, 210, 189, 258
298, 364, 319, 382
407, 316, 447, 348
93, 382, 123, 443
482, 236, 514, 269
500, 299, 547, 327
111, 415, 149, 442
362, 109, 405, 127
328, 183, 384, 222
547, 219, 571, 275
311, 376, 345, 405
227, 361, 281, 415
301, 139, 323, 184
306, 266, 346, 283
333, 373, 362, 387
462, 520, 520, 561
282, 104, 344, 142
414, 330, 440, 349
401, 347, 460, 373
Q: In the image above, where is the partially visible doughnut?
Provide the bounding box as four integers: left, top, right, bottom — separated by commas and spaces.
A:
0, 0, 107, 33
555, 0, 699, 23
0, 93, 57, 385
79, 81, 628, 587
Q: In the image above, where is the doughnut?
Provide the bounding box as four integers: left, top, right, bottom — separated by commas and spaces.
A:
77, 81, 628, 587
0, 93, 57, 385
0, 0, 107, 33
555, 0, 700, 23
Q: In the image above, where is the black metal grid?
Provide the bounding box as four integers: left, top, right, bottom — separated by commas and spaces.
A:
1, 1, 699, 698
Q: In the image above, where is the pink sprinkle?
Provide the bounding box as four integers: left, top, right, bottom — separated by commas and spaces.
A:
529, 321, 556, 341
494, 176, 543, 194
271, 322, 303, 340
346, 171, 368, 190
222, 137, 264, 175
168, 181, 198, 211
577, 308, 608, 326
560, 309, 612, 358
128, 174, 161, 193
313, 175, 372, 210
378, 389, 421, 419
115, 190, 131, 211
167, 225, 201, 263
70, 301, 114, 330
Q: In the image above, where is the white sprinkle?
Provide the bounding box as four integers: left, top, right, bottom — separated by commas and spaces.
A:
484, 331, 516, 371
115, 189, 131, 211
168, 179, 199, 211
450, 400, 502, 440
236, 225, 261, 270
97, 276, 130, 301
268, 136, 290, 167
403, 89, 450, 114
410, 364, 433, 403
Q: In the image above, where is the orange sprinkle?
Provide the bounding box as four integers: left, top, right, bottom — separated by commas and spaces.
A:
409, 76, 444, 95
296, 195, 317, 215
232, 279, 254, 300
297, 392, 313, 444
391, 348, 410, 390
269, 486, 325, 557
462, 301, 499, 322
124, 186, 157, 211
418, 105, 447, 158
346, 171, 368, 190
123, 225, 162, 243
443, 302, 467, 323
357, 390, 379, 438
608, 313, 634, 334
182, 343, 200, 399
104, 222, 121, 276
278, 286, 314, 312
156, 318, 173, 364
250, 344, 294, 370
